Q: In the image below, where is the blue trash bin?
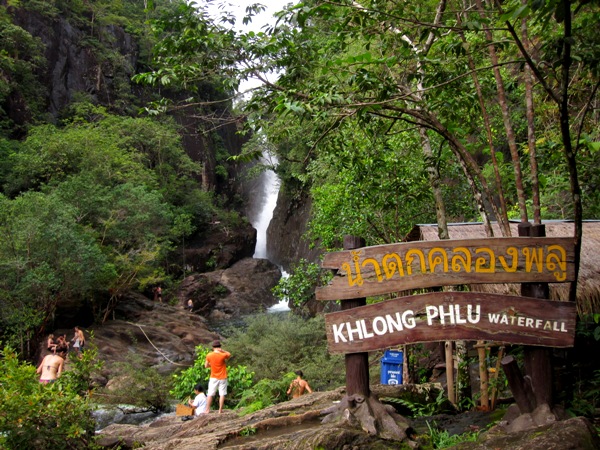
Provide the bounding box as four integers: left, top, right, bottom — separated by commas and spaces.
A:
380, 350, 403, 385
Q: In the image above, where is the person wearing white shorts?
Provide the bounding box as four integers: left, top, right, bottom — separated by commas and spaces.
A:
204, 340, 231, 413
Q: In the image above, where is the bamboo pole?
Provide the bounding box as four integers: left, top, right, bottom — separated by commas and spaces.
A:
476, 340, 489, 410
445, 341, 455, 405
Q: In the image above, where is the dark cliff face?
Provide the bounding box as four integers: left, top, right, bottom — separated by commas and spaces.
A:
5, 3, 307, 286
267, 190, 322, 272
10, 7, 138, 119
7, 5, 248, 200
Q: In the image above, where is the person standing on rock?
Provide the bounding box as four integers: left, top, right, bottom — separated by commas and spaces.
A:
37, 350, 66, 384
287, 370, 313, 398
71, 326, 85, 356
204, 340, 231, 414
187, 298, 193, 312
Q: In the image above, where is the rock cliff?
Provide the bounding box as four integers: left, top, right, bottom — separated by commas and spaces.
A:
267, 190, 322, 272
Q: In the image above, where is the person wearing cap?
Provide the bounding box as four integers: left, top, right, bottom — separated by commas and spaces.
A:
204, 340, 231, 413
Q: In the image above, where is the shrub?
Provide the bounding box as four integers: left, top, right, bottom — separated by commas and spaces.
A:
223, 313, 345, 392
426, 421, 480, 449
97, 353, 172, 413
60, 336, 104, 396
235, 372, 296, 415
0, 346, 98, 450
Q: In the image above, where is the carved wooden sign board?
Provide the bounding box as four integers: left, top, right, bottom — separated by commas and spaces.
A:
317, 237, 577, 353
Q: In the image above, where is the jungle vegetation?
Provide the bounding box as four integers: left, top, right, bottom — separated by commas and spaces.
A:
0, 0, 599, 446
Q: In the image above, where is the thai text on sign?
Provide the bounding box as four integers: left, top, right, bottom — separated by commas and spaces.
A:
325, 292, 576, 353
316, 237, 575, 301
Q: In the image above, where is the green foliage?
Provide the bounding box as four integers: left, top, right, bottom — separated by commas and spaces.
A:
0, 103, 222, 345
0, 345, 98, 450
239, 426, 257, 436
59, 336, 104, 396
98, 353, 172, 413
235, 372, 296, 416
0, 191, 113, 349
170, 345, 254, 407
223, 313, 345, 392
567, 368, 600, 419
382, 389, 453, 418
425, 421, 480, 449
272, 259, 331, 309
576, 313, 600, 342
0, 11, 46, 134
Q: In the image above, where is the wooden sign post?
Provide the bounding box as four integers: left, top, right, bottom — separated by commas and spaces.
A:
325, 291, 576, 353
317, 234, 576, 412
341, 236, 370, 398
317, 237, 575, 301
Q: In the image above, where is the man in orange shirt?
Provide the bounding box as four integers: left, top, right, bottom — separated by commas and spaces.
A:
204, 340, 231, 413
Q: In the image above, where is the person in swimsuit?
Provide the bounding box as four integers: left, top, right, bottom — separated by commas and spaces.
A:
37, 350, 66, 384
47, 334, 57, 353
56, 334, 69, 353
287, 370, 313, 398
71, 326, 85, 355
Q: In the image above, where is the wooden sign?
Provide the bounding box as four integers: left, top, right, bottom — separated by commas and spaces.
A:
325, 292, 577, 354
316, 237, 575, 301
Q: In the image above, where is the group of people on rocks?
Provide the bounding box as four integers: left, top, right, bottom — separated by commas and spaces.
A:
185, 339, 231, 417
39, 324, 314, 418
183, 340, 313, 419
38, 326, 86, 384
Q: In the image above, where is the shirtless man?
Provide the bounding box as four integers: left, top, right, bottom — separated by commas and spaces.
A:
71, 326, 85, 355
287, 370, 313, 398
37, 350, 66, 384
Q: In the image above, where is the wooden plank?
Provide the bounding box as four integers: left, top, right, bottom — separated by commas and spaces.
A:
316, 237, 575, 300
324, 292, 576, 354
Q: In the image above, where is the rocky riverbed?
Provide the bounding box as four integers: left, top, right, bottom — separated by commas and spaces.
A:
96, 386, 600, 450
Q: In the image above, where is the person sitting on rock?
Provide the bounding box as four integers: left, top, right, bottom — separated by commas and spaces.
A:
47, 334, 57, 353
188, 383, 207, 417
55, 334, 69, 353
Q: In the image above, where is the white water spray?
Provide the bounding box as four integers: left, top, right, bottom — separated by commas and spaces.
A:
249, 155, 290, 312
252, 155, 280, 259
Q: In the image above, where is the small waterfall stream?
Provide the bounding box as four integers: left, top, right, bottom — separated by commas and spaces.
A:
250, 155, 290, 312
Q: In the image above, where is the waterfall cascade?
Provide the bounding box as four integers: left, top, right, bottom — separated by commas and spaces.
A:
250, 156, 290, 312
252, 162, 279, 259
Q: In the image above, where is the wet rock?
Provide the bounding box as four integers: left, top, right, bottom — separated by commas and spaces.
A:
53, 293, 220, 381
97, 388, 411, 450
176, 257, 281, 321
454, 415, 600, 450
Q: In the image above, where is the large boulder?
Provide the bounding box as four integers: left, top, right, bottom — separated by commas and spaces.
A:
183, 221, 256, 274
63, 293, 219, 380
267, 191, 322, 272
452, 415, 600, 450
97, 388, 412, 450
176, 257, 282, 321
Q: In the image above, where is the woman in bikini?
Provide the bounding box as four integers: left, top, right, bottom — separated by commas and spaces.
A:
37, 350, 66, 384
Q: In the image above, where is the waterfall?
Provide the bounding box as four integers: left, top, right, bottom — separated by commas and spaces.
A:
249, 155, 290, 312
252, 159, 280, 259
